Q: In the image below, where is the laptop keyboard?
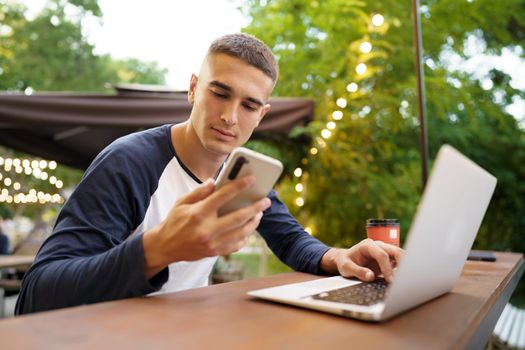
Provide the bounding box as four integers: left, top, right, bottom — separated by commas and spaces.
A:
311, 278, 388, 306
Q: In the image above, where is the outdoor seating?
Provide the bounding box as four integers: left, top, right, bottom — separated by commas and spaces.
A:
211, 256, 244, 284
0, 234, 43, 316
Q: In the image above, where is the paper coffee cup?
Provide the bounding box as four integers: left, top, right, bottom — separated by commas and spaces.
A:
366, 219, 400, 247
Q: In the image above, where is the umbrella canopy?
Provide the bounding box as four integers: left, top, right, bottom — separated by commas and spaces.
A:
0, 89, 313, 169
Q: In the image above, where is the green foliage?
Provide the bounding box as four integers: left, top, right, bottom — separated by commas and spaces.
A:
108, 57, 167, 85
242, 0, 525, 304
243, 0, 424, 245
231, 252, 292, 278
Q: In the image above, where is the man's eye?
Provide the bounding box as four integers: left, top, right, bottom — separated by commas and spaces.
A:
212, 91, 228, 99
243, 103, 258, 112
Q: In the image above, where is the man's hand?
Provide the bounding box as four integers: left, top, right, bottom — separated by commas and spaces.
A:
320, 239, 404, 283
142, 176, 271, 278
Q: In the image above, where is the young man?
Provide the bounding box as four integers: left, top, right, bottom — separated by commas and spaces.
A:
16, 33, 403, 314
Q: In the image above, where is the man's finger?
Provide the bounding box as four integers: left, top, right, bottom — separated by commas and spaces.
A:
365, 241, 396, 283
209, 211, 263, 256
339, 258, 375, 281
176, 179, 215, 205
374, 241, 405, 266
203, 175, 256, 212
213, 197, 270, 235
220, 211, 264, 242
214, 213, 263, 255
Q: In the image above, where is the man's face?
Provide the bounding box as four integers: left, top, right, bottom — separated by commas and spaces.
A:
188, 53, 274, 157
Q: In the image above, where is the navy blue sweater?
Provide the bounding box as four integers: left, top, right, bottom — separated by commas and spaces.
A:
16, 125, 330, 314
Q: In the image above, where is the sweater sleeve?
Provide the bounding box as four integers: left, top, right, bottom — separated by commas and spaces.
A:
15, 131, 170, 314
257, 190, 331, 274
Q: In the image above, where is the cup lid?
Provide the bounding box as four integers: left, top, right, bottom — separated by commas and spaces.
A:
366, 218, 399, 226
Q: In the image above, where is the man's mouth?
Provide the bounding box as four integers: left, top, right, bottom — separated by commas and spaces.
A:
212, 127, 235, 138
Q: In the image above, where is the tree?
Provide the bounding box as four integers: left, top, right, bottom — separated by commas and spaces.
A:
0, 0, 167, 92
242, 0, 525, 304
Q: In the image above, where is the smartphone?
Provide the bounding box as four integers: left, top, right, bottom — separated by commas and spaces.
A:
215, 147, 283, 216
467, 250, 496, 262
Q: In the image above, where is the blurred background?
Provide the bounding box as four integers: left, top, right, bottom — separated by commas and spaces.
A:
0, 0, 523, 327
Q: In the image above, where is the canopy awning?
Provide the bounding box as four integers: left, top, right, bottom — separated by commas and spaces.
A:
0, 90, 313, 169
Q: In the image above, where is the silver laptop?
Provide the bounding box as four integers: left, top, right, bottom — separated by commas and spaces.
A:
248, 145, 497, 322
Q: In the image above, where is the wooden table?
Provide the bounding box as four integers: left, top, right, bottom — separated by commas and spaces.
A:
0, 252, 523, 350
0, 255, 35, 317
0, 255, 35, 270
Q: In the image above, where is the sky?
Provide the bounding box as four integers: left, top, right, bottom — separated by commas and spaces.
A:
24, 0, 248, 90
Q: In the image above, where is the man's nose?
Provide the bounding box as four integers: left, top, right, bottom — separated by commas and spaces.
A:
220, 103, 239, 126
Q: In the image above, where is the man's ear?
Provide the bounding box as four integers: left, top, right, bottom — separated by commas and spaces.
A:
188, 74, 198, 105
255, 104, 271, 127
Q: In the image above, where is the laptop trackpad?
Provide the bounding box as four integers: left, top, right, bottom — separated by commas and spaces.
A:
256, 276, 362, 299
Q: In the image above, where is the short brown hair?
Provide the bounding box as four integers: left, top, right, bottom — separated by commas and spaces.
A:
207, 33, 278, 83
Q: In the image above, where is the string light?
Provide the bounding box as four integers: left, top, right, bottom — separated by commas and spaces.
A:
346, 82, 358, 93
372, 14, 384, 26
0, 157, 65, 204
356, 63, 367, 75
332, 110, 343, 120
360, 41, 372, 53
33, 168, 41, 177
292, 13, 385, 212
304, 227, 313, 235
336, 98, 347, 108
321, 129, 332, 139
